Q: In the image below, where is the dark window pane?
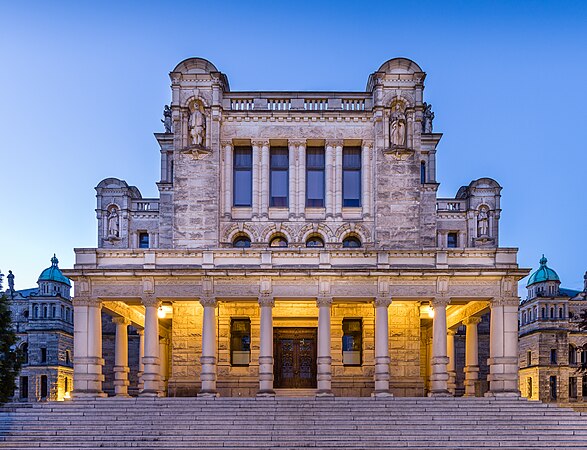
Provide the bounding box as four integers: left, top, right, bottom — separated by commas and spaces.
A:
234, 170, 252, 206
343, 147, 361, 169
139, 233, 149, 249
270, 158, 288, 207
342, 319, 362, 365
343, 237, 361, 248
306, 171, 324, 207
270, 237, 288, 247
420, 161, 426, 183
343, 171, 361, 207
233, 236, 251, 248
234, 147, 252, 168
270, 148, 288, 168
306, 237, 324, 248
306, 147, 325, 169
231, 319, 251, 366
447, 233, 458, 248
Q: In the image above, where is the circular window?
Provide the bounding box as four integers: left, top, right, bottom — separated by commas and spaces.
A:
342, 236, 361, 248
233, 236, 251, 248
269, 236, 288, 247
306, 236, 325, 248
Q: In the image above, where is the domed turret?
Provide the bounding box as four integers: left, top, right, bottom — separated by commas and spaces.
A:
527, 255, 560, 287
38, 255, 71, 287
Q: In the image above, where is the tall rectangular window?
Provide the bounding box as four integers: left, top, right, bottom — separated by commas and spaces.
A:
40, 375, 48, 398
139, 232, 149, 249
447, 232, 458, 248
41, 347, 47, 363
230, 318, 251, 366
306, 147, 325, 207
527, 350, 532, 367
342, 319, 362, 366
20, 376, 28, 399
342, 147, 361, 207
549, 375, 557, 400
233, 147, 253, 207
550, 348, 557, 364
570, 377, 578, 399
270, 147, 288, 207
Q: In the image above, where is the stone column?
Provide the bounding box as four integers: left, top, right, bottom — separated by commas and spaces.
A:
429, 297, 450, 396
334, 142, 343, 218
251, 141, 262, 219
222, 141, 233, 218
137, 329, 145, 391
199, 297, 218, 397
140, 296, 162, 397
72, 297, 106, 398
316, 297, 333, 397
487, 297, 520, 396
373, 297, 392, 397
112, 317, 130, 397
361, 141, 372, 218
463, 316, 482, 397
159, 337, 169, 396
257, 295, 275, 396
297, 141, 306, 218
260, 140, 270, 218
325, 141, 335, 218
288, 141, 297, 219
446, 329, 456, 396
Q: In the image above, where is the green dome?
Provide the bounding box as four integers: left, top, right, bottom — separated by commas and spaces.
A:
37, 255, 71, 287
526, 255, 560, 287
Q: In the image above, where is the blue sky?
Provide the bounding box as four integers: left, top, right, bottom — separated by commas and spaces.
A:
1, 1, 586, 293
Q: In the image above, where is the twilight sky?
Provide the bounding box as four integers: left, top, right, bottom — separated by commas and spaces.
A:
0, 1, 586, 294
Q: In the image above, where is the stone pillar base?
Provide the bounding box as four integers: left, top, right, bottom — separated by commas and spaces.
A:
487, 356, 519, 396
316, 390, 334, 398
447, 370, 456, 395
464, 365, 479, 397
429, 356, 450, 395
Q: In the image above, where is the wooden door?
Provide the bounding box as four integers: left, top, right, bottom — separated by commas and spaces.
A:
274, 328, 317, 389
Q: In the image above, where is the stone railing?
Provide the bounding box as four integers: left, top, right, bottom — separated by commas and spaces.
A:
225, 93, 372, 111
436, 199, 467, 212
131, 200, 160, 212
71, 247, 521, 272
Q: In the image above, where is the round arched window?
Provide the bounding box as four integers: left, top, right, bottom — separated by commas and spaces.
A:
306, 236, 325, 248
233, 236, 251, 248
269, 236, 288, 247
342, 236, 361, 248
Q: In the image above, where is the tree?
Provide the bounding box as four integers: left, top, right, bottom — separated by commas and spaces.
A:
0, 293, 21, 404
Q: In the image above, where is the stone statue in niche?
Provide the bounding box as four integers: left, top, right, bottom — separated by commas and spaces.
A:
390, 103, 406, 147
7, 270, 14, 292
161, 105, 172, 133
477, 206, 489, 237
107, 207, 120, 238
189, 103, 206, 147
423, 102, 434, 133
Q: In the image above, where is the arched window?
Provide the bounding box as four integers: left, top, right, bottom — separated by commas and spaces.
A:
21, 343, 28, 365
342, 236, 361, 248
233, 236, 251, 248
541, 307, 546, 319
522, 312, 527, 325
550, 307, 555, 319
306, 236, 325, 248
33, 305, 39, 319
569, 345, 577, 365
559, 307, 564, 319
269, 236, 288, 248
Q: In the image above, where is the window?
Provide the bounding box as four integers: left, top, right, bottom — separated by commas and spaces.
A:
306, 236, 325, 248
139, 232, 150, 249
583, 376, 587, 399
447, 232, 458, 248
33, 305, 39, 319
64, 377, 69, 394
306, 147, 325, 207
230, 318, 251, 366
342, 236, 361, 248
65, 350, 71, 365
549, 376, 557, 400
51, 305, 56, 317
269, 236, 288, 247
342, 147, 361, 207
527, 350, 532, 367
20, 376, 28, 399
559, 307, 564, 319
550, 307, 555, 319
233, 235, 251, 248
21, 343, 29, 365
342, 319, 362, 365
41, 347, 47, 363
61, 305, 64, 319
420, 161, 426, 183
570, 377, 578, 399
541, 307, 546, 319
581, 350, 587, 366
270, 147, 288, 207
527, 377, 533, 398
233, 146, 253, 207
40, 375, 48, 399
569, 345, 577, 365
43, 305, 48, 318
65, 308, 70, 323
522, 312, 527, 324
550, 348, 557, 364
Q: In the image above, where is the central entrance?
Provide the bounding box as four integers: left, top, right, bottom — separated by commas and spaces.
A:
274, 327, 317, 389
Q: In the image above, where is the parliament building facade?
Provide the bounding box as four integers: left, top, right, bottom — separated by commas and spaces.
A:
65, 57, 528, 398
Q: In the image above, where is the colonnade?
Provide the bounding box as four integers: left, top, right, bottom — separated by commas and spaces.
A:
221, 140, 373, 219
71, 296, 520, 398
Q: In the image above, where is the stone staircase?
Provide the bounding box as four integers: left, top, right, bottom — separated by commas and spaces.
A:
2, 397, 587, 449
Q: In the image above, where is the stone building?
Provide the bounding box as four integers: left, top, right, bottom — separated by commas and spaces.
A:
65, 57, 528, 398
519, 256, 587, 402
5, 256, 74, 402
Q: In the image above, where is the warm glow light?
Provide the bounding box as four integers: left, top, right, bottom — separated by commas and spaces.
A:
157, 307, 166, 319
64, 391, 71, 400
420, 304, 434, 319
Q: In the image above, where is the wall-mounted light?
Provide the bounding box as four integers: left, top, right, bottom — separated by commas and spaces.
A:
420, 304, 434, 319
